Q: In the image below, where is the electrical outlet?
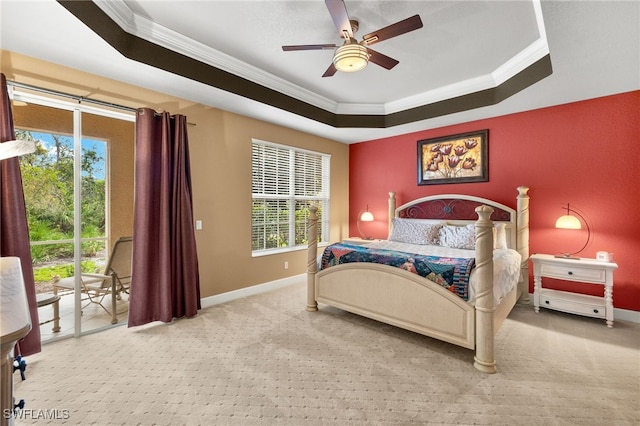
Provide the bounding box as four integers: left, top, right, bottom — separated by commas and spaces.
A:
284, 261, 289, 270
195, 220, 202, 230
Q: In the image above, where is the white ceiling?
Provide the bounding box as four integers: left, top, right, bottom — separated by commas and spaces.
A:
1, 0, 638, 143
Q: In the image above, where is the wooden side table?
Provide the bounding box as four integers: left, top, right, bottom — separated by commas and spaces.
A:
531, 254, 618, 327
36, 293, 61, 333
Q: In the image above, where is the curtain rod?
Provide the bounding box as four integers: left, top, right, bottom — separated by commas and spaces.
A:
8, 80, 138, 113
8, 80, 196, 126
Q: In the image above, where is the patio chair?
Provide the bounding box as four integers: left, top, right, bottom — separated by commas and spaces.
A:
52, 236, 133, 324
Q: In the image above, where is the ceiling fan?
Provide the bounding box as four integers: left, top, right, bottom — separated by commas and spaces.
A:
282, 0, 423, 77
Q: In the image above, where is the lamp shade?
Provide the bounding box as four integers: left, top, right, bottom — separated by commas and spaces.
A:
0, 257, 32, 340
333, 42, 369, 72
360, 211, 374, 222
555, 214, 581, 229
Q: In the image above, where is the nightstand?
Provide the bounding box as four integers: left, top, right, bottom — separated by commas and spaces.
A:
531, 254, 618, 327
342, 237, 380, 245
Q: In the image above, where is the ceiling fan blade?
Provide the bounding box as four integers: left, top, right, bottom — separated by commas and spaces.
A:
362, 15, 423, 46
322, 63, 338, 78
325, 0, 353, 39
282, 44, 337, 51
367, 48, 399, 70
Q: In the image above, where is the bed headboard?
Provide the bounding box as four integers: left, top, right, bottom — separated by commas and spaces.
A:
388, 190, 526, 251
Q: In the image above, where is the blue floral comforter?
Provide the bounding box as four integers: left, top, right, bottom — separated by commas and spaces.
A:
320, 243, 475, 301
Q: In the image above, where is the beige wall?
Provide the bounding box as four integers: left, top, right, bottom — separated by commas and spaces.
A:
2, 51, 349, 298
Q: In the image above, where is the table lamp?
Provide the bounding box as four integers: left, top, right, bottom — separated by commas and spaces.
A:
554, 203, 591, 260
357, 205, 374, 239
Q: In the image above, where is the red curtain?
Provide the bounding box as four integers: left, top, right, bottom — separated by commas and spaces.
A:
128, 108, 200, 327
0, 73, 41, 355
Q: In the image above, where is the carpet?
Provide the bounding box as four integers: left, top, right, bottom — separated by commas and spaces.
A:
13, 280, 640, 425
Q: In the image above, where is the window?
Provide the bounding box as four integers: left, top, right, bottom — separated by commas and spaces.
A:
251, 139, 330, 254
18, 129, 108, 267
10, 83, 135, 338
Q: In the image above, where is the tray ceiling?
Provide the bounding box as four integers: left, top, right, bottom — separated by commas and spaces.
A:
1, 1, 638, 143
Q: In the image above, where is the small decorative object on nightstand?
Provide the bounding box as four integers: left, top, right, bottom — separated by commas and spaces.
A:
596, 251, 614, 262
531, 254, 618, 327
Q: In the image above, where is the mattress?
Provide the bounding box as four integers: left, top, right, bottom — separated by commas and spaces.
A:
357, 240, 522, 306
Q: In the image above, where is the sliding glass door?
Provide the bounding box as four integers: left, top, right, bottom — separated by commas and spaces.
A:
11, 87, 135, 340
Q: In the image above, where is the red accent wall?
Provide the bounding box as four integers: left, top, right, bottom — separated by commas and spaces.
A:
349, 91, 640, 311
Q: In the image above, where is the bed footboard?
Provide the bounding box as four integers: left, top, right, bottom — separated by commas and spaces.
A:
317, 263, 475, 348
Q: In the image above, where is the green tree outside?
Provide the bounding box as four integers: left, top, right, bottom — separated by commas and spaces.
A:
17, 129, 107, 284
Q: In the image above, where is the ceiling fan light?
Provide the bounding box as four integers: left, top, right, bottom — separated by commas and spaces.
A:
333, 42, 369, 72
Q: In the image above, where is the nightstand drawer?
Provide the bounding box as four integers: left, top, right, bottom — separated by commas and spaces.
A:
539, 263, 606, 283
539, 289, 605, 319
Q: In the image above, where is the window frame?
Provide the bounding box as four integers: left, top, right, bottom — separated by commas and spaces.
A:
251, 138, 330, 256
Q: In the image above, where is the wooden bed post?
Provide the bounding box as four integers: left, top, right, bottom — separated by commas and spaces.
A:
473, 205, 497, 374
388, 192, 396, 237
306, 207, 318, 312
516, 186, 530, 304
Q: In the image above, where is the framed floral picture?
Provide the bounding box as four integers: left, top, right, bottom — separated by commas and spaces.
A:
417, 129, 489, 185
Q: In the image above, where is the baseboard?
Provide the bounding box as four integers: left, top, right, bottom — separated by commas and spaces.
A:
613, 307, 640, 324
527, 292, 640, 324
200, 274, 305, 309
202, 286, 640, 324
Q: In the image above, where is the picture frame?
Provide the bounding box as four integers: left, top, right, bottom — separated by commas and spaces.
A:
417, 129, 489, 185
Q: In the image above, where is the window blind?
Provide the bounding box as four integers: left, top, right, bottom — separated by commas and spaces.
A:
251, 140, 329, 254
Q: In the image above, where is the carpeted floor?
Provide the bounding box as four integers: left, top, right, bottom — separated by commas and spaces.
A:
13, 280, 640, 425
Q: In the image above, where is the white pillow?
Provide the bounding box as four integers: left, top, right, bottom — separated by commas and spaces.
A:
438, 224, 475, 250
494, 222, 508, 250
389, 218, 442, 245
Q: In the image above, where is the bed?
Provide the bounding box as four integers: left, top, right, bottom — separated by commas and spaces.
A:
306, 186, 530, 373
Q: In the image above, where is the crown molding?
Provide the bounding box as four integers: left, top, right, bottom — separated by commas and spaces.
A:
95, 0, 339, 113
